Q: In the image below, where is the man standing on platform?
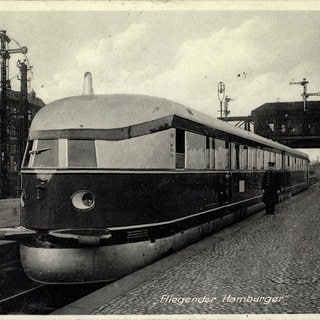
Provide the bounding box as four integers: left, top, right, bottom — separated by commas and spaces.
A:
261, 161, 281, 215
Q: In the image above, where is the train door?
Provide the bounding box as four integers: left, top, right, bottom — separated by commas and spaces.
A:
227, 171, 232, 203
212, 138, 231, 206
203, 173, 216, 209
203, 172, 231, 208
307, 159, 310, 185
216, 173, 232, 205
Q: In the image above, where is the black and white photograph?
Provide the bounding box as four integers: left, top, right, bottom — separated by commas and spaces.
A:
0, 1, 319, 318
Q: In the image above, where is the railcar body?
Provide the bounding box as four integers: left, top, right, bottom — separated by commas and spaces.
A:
0, 93, 309, 284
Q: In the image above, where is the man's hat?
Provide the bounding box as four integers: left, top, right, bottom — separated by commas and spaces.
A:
268, 161, 276, 166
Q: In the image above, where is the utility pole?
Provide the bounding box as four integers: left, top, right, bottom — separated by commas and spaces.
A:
0, 31, 10, 198
290, 78, 320, 112
0, 30, 27, 198
17, 60, 29, 168
217, 82, 225, 118
223, 95, 234, 118
217, 82, 234, 120
289, 78, 320, 136
290, 78, 309, 112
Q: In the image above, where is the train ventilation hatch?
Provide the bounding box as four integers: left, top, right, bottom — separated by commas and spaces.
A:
82, 72, 94, 96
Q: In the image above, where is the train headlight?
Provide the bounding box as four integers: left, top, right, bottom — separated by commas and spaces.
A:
71, 190, 95, 211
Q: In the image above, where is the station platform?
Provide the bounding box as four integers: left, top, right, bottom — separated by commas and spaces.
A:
0, 198, 20, 228
53, 182, 320, 315
0, 199, 20, 266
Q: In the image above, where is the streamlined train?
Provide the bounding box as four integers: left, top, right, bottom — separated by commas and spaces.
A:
0, 78, 309, 284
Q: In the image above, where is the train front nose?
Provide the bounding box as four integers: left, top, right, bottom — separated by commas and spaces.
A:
20, 170, 105, 230
20, 244, 117, 284
18, 170, 119, 283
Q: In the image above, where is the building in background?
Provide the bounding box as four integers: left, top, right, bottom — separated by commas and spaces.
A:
0, 30, 45, 198
251, 101, 320, 148
5, 88, 44, 197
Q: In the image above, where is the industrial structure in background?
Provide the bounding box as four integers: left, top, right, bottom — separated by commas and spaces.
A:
218, 78, 320, 149
251, 100, 320, 148
0, 30, 44, 198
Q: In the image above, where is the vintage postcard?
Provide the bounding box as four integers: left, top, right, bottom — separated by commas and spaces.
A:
0, 1, 319, 319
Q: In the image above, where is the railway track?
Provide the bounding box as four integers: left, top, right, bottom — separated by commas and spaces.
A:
0, 280, 106, 314
309, 176, 319, 186
0, 261, 106, 314
0, 261, 42, 314
0, 284, 47, 314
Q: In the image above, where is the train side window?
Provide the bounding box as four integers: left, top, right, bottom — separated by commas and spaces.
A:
33, 139, 58, 168
292, 157, 295, 170
230, 143, 235, 170
205, 137, 215, 169
225, 141, 230, 169
68, 140, 97, 168
285, 155, 293, 170
231, 143, 237, 170
185, 132, 206, 169
22, 141, 33, 168
257, 148, 264, 170
248, 147, 257, 170
270, 152, 276, 164
263, 150, 270, 169
276, 153, 282, 170
205, 136, 210, 169
254, 148, 258, 169
176, 129, 185, 169
215, 139, 229, 170
209, 137, 215, 169
240, 145, 248, 170
230, 143, 240, 170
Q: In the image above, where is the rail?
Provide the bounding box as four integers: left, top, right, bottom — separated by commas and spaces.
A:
0, 273, 106, 315
0, 285, 47, 313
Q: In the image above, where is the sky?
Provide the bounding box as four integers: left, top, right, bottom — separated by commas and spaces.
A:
1, 2, 320, 160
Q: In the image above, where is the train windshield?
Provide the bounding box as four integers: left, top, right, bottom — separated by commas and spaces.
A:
25, 139, 59, 168
23, 139, 97, 168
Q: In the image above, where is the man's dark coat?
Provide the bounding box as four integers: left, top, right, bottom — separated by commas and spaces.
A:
261, 169, 281, 205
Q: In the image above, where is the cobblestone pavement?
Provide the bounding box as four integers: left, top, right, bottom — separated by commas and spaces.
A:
93, 185, 320, 314
0, 199, 20, 227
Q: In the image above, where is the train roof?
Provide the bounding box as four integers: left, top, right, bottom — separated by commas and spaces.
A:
30, 94, 308, 158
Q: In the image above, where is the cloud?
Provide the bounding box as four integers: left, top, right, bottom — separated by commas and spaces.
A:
75, 23, 148, 69
29, 23, 150, 102
142, 16, 320, 117
36, 13, 320, 123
